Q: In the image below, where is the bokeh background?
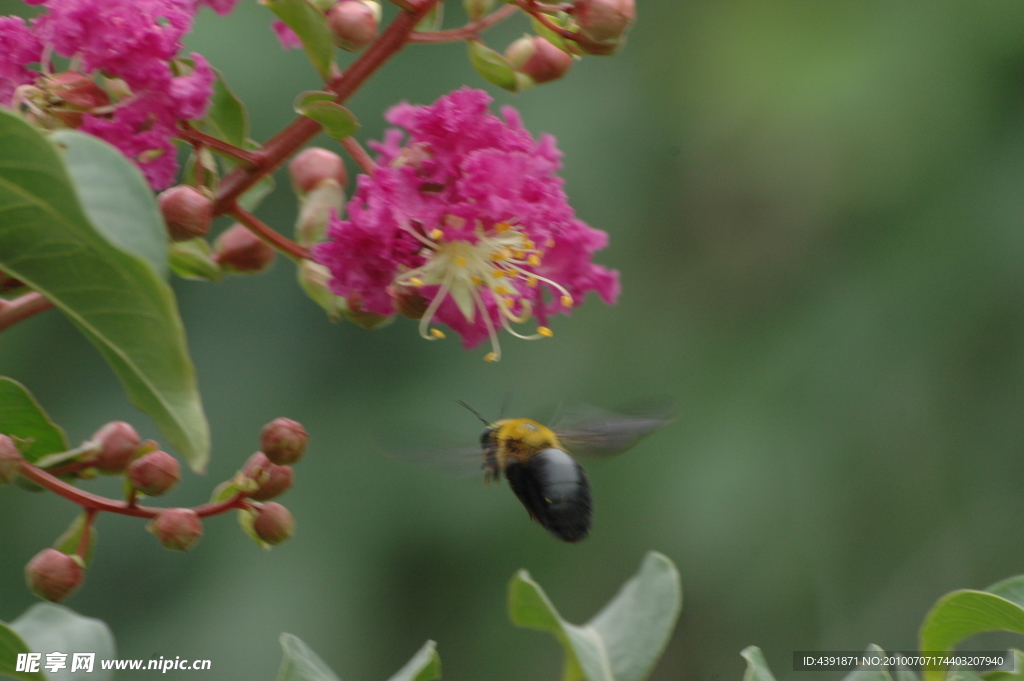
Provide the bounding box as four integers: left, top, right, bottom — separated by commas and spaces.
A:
4, 1, 1024, 679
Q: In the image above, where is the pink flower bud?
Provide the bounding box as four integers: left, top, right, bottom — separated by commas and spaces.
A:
213, 224, 277, 273
148, 509, 204, 551
0, 434, 21, 484
159, 185, 213, 242
505, 36, 573, 85
127, 450, 180, 496
89, 421, 140, 474
290, 147, 348, 195
242, 452, 294, 500
327, 0, 380, 52
25, 548, 84, 602
260, 418, 309, 465
573, 0, 635, 43
253, 502, 294, 545
47, 72, 110, 110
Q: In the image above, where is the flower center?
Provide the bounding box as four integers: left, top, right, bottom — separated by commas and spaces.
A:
393, 219, 574, 362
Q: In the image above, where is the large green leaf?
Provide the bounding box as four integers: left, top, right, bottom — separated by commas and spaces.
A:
0, 621, 44, 681
982, 650, 1024, 681
919, 577, 1024, 681
385, 641, 441, 681
50, 131, 168, 278
265, 0, 335, 80
276, 634, 341, 681
0, 108, 210, 471
740, 647, 777, 681
509, 551, 681, 681
9, 604, 115, 681
0, 377, 67, 463
467, 40, 517, 92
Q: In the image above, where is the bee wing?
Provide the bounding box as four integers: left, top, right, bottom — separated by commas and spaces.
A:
552, 398, 675, 458
375, 423, 485, 478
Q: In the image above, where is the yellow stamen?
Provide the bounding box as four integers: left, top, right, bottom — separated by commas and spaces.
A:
471, 275, 482, 286
502, 297, 514, 307
429, 228, 443, 240
430, 328, 446, 339
494, 285, 510, 295
492, 269, 506, 279
527, 255, 541, 266
495, 222, 510, 233
527, 276, 538, 287
537, 326, 553, 337
455, 256, 467, 267
410, 277, 424, 287
561, 295, 573, 307
524, 239, 535, 250
484, 352, 498, 362
513, 250, 525, 259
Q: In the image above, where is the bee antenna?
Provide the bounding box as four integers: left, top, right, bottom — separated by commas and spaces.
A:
456, 400, 490, 425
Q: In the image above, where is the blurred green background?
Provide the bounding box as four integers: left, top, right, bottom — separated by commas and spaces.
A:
5, 0, 1024, 679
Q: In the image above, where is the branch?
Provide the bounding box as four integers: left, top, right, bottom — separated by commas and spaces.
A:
177, 123, 260, 166
0, 292, 53, 332
213, 0, 442, 215
513, 0, 578, 39
408, 5, 518, 42
228, 205, 310, 261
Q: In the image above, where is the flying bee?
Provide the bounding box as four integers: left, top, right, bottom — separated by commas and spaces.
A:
388, 400, 674, 543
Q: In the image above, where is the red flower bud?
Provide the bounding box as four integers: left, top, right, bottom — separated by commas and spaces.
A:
159, 185, 213, 242
0, 434, 21, 484
25, 548, 84, 602
253, 502, 294, 545
573, 0, 635, 43
242, 452, 294, 501
47, 72, 110, 110
260, 418, 308, 466
148, 509, 204, 551
290, 147, 348, 195
89, 421, 140, 474
327, 0, 380, 52
127, 450, 180, 496
506, 36, 573, 85
213, 224, 276, 273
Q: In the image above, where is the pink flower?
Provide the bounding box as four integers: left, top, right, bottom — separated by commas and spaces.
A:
0, 17, 42, 106
199, 0, 243, 15
272, 19, 303, 50
314, 88, 619, 361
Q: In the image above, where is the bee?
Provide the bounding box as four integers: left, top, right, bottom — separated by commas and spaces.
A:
395, 400, 673, 543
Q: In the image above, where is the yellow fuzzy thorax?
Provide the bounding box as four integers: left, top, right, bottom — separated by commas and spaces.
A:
492, 418, 563, 466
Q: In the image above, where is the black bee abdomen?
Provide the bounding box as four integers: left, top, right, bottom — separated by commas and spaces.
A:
505, 448, 592, 543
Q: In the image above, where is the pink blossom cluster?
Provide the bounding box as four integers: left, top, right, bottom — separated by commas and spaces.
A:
0, 0, 241, 189
314, 88, 619, 357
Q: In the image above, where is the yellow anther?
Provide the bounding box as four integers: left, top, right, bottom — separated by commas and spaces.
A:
495, 222, 510, 233
502, 297, 515, 308
527, 276, 538, 287
455, 256, 467, 267
527, 254, 541, 266
524, 239, 535, 250
429, 228, 443, 240
484, 352, 498, 362
561, 295, 573, 307
471, 275, 483, 286
490, 251, 505, 261
513, 250, 525, 259
537, 326, 553, 337
410, 277, 424, 287
494, 285, 510, 295
492, 269, 506, 279
430, 328, 446, 339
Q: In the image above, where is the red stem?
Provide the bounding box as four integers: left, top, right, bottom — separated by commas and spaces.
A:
17, 460, 249, 519
213, 0, 442, 216
0, 292, 53, 332
76, 509, 97, 558
408, 5, 518, 42
341, 136, 378, 176
228, 205, 310, 261
178, 123, 259, 166
514, 0, 578, 39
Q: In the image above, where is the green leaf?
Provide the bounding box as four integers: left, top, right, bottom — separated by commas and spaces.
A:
509, 551, 682, 681
0, 621, 44, 681
0, 377, 67, 463
51, 130, 169, 278
468, 40, 518, 92
294, 92, 359, 141
53, 511, 98, 568
10, 603, 115, 681
415, 2, 443, 32
919, 582, 1024, 681
842, 645, 892, 681
386, 641, 441, 681
740, 647, 777, 681
170, 239, 223, 282
986, 576, 1024, 608
982, 650, 1024, 681
265, 0, 335, 80
204, 68, 249, 149
0, 108, 210, 471
276, 633, 341, 681
33, 441, 100, 470
239, 508, 271, 550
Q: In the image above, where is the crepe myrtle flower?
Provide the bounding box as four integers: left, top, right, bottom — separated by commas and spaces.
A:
313, 88, 619, 361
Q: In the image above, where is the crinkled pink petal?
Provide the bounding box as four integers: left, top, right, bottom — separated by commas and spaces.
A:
0, 16, 42, 107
